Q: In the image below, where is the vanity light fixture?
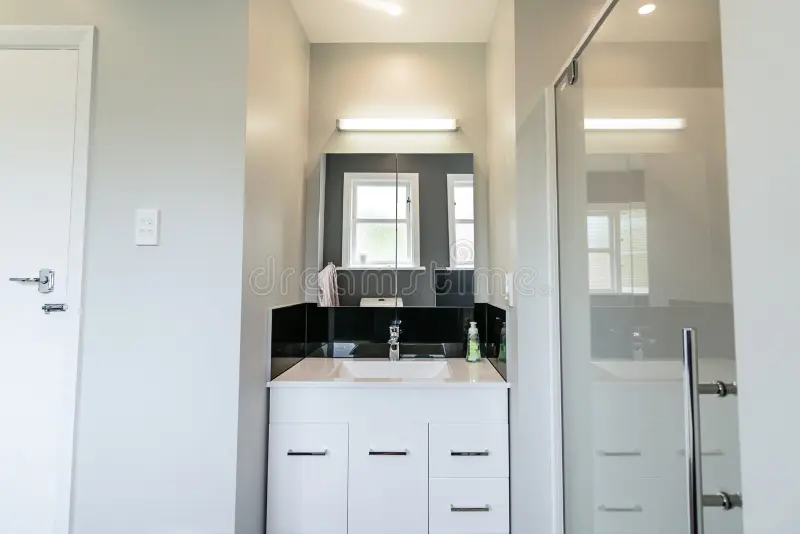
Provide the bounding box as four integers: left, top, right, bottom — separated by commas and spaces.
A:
584, 118, 686, 131
337, 118, 459, 132
638, 3, 657, 15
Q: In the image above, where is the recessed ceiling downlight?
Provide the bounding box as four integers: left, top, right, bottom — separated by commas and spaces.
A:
638, 3, 657, 15
385, 3, 403, 16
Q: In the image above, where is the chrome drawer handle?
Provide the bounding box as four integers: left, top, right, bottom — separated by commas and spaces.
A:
598, 505, 642, 513
597, 450, 642, 457
451, 505, 491, 512
451, 449, 490, 456
287, 449, 328, 456
369, 449, 409, 456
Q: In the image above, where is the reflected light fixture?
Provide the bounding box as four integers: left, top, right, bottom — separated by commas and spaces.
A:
584, 118, 686, 131
638, 3, 657, 15
337, 118, 459, 132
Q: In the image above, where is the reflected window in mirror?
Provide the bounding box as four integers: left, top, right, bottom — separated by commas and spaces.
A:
446, 174, 475, 269
587, 202, 649, 294
342, 172, 421, 269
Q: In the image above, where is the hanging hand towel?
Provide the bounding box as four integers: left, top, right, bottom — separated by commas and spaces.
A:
318, 263, 340, 307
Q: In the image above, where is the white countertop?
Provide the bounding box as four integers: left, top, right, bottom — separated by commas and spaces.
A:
268, 358, 509, 388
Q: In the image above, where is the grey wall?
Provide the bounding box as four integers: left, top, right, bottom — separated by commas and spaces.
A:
237, 0, 310, 532
720, 0, 800, 530
0, 1, 249, 533
322, 153, 474, 307
306, 43, 489, 302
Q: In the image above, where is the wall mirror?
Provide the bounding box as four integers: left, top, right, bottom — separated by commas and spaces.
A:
312, 153, 480, 308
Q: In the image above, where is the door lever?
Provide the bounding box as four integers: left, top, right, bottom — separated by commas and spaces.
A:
42, 304, 68, 314
9, 269, 55, 293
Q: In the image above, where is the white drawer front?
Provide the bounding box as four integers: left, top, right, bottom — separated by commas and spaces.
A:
594, 478, 686, 534
429, 478, 509, 534
430, 424, 509, 478
266, 423, 348, 534
348, 423, 429, 534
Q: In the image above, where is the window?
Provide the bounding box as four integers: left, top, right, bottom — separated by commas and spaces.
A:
587, 203, 649, 294
342, 173, 420, 268
447, 174, 475, 268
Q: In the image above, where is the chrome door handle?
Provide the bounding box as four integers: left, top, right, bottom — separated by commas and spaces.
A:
42, 304, 68, 314
9, 269, 55, 293
683, 328, 744, 534
703, 492, 742, 511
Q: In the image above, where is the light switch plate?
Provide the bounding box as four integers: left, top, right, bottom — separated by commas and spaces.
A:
135, 209, 160, 246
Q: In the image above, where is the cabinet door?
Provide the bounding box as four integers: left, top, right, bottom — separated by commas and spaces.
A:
348, 423, 428, 534
266, 423, 348, 534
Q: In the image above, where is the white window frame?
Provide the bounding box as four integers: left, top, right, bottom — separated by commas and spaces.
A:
342, 172, 420, 269
446, 174, 475, 269
587, 202, 647, 295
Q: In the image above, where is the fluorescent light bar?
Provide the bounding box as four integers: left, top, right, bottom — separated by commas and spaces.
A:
585, 118, 686, 131
337, 118, 459, 132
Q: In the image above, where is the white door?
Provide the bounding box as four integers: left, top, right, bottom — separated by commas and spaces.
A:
0, 43, 90, 534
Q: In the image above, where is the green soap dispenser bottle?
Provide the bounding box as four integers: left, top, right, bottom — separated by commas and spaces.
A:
466, 321, 481, 362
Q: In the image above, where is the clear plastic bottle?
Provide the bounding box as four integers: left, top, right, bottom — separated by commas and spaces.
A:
466, 321, 481, 362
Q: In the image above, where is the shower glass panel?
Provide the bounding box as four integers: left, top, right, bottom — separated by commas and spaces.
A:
555, 1, 742, 533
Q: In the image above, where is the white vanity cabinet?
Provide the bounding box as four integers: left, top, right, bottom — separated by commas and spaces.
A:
265, 375, 510, 534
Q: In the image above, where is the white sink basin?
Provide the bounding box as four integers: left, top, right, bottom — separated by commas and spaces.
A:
337, 360, 452, 380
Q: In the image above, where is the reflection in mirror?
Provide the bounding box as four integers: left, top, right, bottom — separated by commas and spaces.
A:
317, 153, 477, 308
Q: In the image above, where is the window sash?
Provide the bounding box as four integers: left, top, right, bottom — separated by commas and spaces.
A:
587, 203, 648, 295
447, 174, 475, 268
342, 173, 420, 268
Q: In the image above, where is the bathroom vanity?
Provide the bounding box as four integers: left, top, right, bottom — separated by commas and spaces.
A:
266, 359, 510, 534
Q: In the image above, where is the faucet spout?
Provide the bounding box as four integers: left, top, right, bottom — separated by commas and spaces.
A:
388, 319, 402, 361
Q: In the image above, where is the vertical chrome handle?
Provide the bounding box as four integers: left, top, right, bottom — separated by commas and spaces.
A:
683, 328, 704, 534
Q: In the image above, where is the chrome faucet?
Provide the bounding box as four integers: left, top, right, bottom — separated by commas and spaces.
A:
388, 319, 402, 361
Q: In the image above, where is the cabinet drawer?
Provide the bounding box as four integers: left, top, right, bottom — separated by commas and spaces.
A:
429, 478, 509, 534
594, 477, 685, 534
430, 424, 509, 478
348, 423, 429, 534
266, 423, 348, 534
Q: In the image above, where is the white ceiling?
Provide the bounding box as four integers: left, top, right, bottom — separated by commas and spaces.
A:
291, 0, 499, 43
594, 0, 720, 42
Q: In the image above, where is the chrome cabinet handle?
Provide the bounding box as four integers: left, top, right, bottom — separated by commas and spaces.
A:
679, 449, 724, 457
451, 505, 491, 512
598, 505, 643, 513
597, 450, 641, 457
287, 449, 327, 456
369, 449, 409, 456
451, 449, 490, 456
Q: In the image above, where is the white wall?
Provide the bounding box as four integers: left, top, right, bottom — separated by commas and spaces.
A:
486, 0, 516, 308
306, 43, 489, 294
0, 2, 249, 533
508, 1, 606, 533
237, 0, 309, 532
720, 1, 800, 531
